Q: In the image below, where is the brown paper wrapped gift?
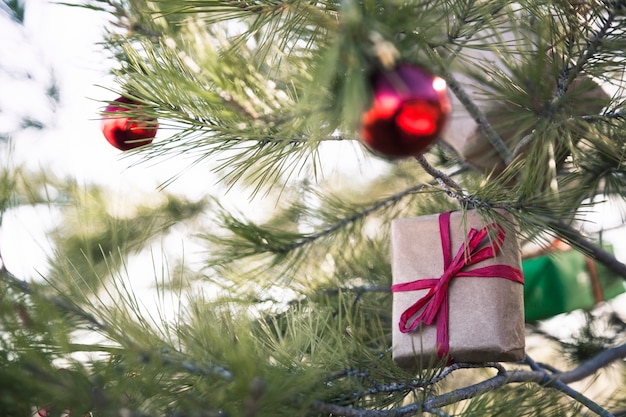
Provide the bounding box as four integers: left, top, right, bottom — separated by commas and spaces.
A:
391, 210, 525, 369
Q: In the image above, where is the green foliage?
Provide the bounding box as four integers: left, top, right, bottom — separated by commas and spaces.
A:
2, 0, 626, 416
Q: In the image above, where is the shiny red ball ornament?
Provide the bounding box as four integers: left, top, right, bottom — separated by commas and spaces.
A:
360, 63, 451, 158
101, 96, 158, 151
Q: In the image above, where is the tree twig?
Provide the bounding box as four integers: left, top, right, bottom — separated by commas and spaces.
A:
543, 218, 626, 281
556, 343, 626, 384
414, 154, 626, 282
310, 347, 626, 416
581, 108, 626, 122
507, 131, 536, 165
274, 182, 430, 254
414, 155, 464, 194
555, 4, 618, 100
274, 168, 467, 254
340, 362, 505, 401
523, 355, 614, 417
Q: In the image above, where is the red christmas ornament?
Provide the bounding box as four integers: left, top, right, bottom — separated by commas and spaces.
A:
34, 406, 51, 417
101, 96, 158, 151
360, 63, 451, 158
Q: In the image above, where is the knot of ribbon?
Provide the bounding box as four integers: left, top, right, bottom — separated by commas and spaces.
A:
391, 211, 524, 360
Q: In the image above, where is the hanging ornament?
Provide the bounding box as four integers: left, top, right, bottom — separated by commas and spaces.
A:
360, 63, 451, 158
101, 96, 158, 151
34, 406, 51, 417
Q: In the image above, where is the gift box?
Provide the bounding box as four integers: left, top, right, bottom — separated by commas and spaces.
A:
523, 245, 626, 322
391, 210, 525, 369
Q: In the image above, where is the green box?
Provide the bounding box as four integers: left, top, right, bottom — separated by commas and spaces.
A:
522, 247, 625, 322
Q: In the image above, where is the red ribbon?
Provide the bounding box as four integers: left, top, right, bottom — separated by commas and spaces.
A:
391, 211, 524, 360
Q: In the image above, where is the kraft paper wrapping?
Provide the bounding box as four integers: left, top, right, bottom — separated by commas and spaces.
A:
391, 210, 525, 369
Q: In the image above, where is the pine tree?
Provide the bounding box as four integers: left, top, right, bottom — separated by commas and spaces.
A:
2, 0, 626, 416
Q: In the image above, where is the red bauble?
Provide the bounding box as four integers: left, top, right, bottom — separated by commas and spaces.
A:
101, 96, 158, 151
360, 64, 451, 158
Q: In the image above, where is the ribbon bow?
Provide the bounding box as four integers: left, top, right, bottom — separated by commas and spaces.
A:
391, 211, 524, 360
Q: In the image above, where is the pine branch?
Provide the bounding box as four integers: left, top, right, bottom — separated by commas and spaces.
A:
0, 256, 234, 383
310, 349, 626, 417
414, 155, 464, 195
415, 155, 626, 282
508, 356, 615, 417
341, 362, 505, 401
581, 108, 626, 122
556, 342, 626, 384
0, 254, 107, 332
425, 366, 614, 417
445, 1, 509, 46
274, 182, 432, 254
542, 218, 626, 280
507, 2, 622, 171
0, 258, 243, 416
555, 3, 619, 100
508, 131, 536, 165
203, 168, 461, 272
